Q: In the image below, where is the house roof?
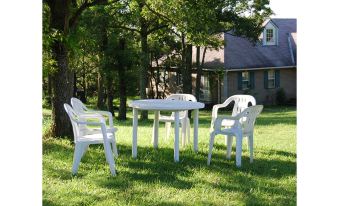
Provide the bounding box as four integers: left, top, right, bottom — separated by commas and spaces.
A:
192, 18, 297, 70
192, 39, 225, 69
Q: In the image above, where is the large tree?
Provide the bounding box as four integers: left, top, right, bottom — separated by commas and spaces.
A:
44, 0, 111, 137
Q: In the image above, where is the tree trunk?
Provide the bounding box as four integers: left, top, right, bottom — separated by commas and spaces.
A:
185, 44, 193, 94
201, 47, 207, 68
149, 69, 155, 99
73, 72, 77, 97
180, 35, 192, 94
163, 67, 167, 98
195, 46, 201, 101
46, 0, 104, 138
97, 71, 105, 109
180, 35, 187, 93
155, 58, 160, 98
50, 40, 74, 138
106, 76, 114, 116
97, 22, 108, 110
195, 47, 207, 101
118, 69, 127, 119
47, 74, 52, 105
118, 74, 127, 120
48, 0, 73, 138
117, 39, 127, 120
81, 56, 87, 103
139, 0, 149, 120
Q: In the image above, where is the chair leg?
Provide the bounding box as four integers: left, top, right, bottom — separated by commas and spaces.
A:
81, 144, 89, 158
165, 122, 171, 140
249, 134, 254, 163
235, 133, 243, 167
103, 140, 116, 176
181, 119, 187, 147
207, 132, 215, 165
72, 143, 86, 175
111, 133, 119, 157
226, 135, 233, 159
186, 118, 190, 144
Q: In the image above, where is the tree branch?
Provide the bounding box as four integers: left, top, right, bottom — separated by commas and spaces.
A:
69, 0, 112, 29
144, 3, 177, 27
112, 25, 141, 33
147, 24, 168, 35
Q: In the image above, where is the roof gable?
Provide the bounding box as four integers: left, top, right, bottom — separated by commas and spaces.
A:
224, 18, 297, 69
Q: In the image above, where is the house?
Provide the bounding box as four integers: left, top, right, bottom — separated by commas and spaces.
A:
150, 18, 297, 105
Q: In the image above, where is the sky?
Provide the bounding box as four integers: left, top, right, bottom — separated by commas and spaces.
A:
269, 0, 299, 18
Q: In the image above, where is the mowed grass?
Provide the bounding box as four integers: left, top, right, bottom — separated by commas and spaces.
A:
43, 106, 296, 206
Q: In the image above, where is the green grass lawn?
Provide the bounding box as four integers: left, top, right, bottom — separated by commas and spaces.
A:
43, 106, 296, 206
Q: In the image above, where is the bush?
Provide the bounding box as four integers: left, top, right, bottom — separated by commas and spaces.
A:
276, 88, 287, 105
42, 97, 51, 108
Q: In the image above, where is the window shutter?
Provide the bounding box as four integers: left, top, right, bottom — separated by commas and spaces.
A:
250, 71, 255, 89
275, 70, 280, 88
264, 70, 268, 89
237, 72, 242, 90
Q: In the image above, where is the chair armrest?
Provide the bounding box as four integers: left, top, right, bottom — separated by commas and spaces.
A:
85, 110, 114, 128
212, 104, 227, 118
78, 113, 104, 119
213, 116, 240, 131
77, 121, 105, 127
210, 103, 231, 131
76, 121, 110, 140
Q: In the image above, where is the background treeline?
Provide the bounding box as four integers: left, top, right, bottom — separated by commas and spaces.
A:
43, 0, 272, 138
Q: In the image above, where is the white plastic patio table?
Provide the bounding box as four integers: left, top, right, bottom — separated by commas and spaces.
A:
129, 99, 205, 162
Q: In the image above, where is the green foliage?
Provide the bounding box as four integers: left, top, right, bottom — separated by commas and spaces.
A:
43, 106, 296, 205
276, 88, 287, 106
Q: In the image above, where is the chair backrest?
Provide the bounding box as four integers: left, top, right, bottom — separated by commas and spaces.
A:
166, 94, 197, 102
71, 97, 88, 114
166, 94, 197, 118
64, 103, 81, 141
224, 95, 256, 116
238, 105, 263, 134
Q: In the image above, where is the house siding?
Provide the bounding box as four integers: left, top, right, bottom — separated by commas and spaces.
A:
226, 68, 296, 105
148, 68, 296, 106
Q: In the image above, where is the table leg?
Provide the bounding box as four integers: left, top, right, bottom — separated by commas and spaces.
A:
174, 111, 180, 162
193, 109, 199, 152
181, 116, 186, 147
132, 108, 138, 158
152, 110, 160, 149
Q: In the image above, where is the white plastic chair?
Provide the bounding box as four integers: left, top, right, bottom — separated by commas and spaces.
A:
71, 97, 117, 136
64, 103, 118, 176
210, 95, 256, 130
159, 94, 197, 146
210, 95, 256, 149
207, 105, 263, 167
71, 97, 117, 131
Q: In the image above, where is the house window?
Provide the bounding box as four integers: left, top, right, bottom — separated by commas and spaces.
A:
268, 70, 275, 88
266, 29, 274, 43
242, 71, 250, 90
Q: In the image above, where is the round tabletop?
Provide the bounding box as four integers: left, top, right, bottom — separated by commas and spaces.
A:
129, 99, 205, 111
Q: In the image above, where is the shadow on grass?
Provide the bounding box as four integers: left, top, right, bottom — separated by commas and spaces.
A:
43, 190, 105, 206
43, 139, 296, 205
256, 116, 296, 126
44, 140, 295, 180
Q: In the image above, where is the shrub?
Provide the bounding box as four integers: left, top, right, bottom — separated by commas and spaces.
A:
276, 88, 287, 105
42, 97, 51, 108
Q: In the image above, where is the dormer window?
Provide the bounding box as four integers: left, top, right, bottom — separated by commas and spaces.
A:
266, 29, 274, 42
263, 20, 278, 46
